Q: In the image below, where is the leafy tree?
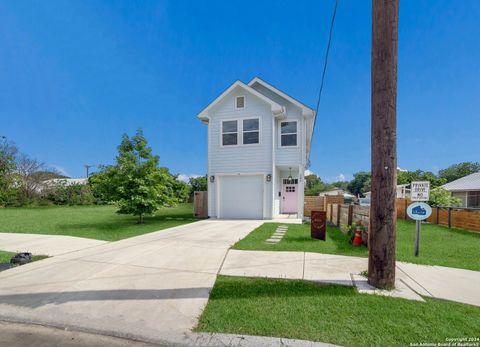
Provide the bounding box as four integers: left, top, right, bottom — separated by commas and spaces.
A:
172, 174, 191, 203
397, 169, 446, 188
330, 181, 349, 191
304, 174, 350, 196
304, 174, 332, 196
90, 130, 177, 223
0, 137, 18, 206
89, 165, 119, 203
347, 171, 371, 197
429, 187, 461, 207
438, 162, 480, 183
44, 183, 94, 205
305, 174, 321, 191
32, 171, 68, 180
188, 175, 207, 199
15, 153, 49, 205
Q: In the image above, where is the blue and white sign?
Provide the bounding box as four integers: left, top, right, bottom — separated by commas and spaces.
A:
407, 202, 432, 221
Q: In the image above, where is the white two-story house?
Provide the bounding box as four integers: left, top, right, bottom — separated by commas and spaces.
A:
196, 77, 315, 220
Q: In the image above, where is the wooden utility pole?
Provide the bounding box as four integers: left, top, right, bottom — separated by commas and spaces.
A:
84, 164, 93, 178
368, 0, 399, 289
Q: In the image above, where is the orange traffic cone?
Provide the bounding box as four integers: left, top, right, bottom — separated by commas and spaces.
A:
352, 225, 363, 247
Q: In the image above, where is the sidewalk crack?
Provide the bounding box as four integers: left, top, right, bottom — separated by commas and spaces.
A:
302, 252, 306, 279
217, 249, 230, 275
396, 265, 435, 298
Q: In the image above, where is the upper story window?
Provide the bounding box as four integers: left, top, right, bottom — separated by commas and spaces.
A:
221, 118, 260, 146
235, 96, 245, 109
243, 118, 259, 145
280, 121, 297, 147
222, 120, 238, 146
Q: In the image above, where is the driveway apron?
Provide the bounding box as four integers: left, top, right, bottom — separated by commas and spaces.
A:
0, 220, 262, 345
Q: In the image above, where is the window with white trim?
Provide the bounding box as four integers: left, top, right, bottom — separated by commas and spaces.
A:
243, 118, 259, 145
222, 120, 238, 146
280, 121, 297, 147
282, 178, 298, 184
235, 96, 245, 109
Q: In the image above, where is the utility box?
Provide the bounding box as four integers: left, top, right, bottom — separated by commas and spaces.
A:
193, 191, 208, 218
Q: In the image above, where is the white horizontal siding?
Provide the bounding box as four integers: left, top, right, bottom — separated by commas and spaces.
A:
205, 83, 307, 218
207, 86, 273, 218
251, 83, 304, 166
208, 87, 273, 173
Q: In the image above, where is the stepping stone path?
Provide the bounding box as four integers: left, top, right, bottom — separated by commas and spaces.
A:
265, 225, 288, 244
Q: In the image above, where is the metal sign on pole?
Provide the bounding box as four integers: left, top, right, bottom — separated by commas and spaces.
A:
406, 201, 432, 256
411, 181, 430, 202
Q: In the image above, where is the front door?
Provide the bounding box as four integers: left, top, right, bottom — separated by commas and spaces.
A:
282, 184, 298, 213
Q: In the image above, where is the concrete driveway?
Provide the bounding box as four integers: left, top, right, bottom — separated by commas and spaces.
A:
0, 220, 263, 346
0, 233, 107, 256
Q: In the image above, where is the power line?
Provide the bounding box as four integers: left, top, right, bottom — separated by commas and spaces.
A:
311, 0, 339, 157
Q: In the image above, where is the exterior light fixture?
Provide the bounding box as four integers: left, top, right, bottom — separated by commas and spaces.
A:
266, 174, 272, 182
210, 175, 215, 183
287, 167, 293, 184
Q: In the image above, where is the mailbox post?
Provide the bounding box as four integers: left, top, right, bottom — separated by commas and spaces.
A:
311, 210, 327, 241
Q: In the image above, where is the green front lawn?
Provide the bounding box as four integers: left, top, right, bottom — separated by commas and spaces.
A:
0, 203, 197, 241
197, 276, 480, 347
233, 219, 480, 271
0, 250, 48, 263
0, 250, 16, 263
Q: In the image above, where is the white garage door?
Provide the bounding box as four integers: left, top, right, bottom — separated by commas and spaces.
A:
218, 175, 264, 219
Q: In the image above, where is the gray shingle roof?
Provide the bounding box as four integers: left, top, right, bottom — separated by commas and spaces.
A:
442, 172, 480, 191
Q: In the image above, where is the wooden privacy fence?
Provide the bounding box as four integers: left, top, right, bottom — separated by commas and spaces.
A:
304, 195, 344, 217
327, 198, 480, 233
326, 204, 369, 227
193, 191, 208, 218
426, 207, 480, 231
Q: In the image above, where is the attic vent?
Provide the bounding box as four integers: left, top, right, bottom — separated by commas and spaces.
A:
235, 96, 245, 109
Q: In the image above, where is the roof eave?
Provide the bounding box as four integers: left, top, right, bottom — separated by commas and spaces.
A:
197, 114, 209, 124
248, 77, 315, 113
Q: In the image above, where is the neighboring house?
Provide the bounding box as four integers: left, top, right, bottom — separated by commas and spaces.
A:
442, 172, 480, 208
364, 184, 410, 199
196, 77, 315, 219
319, 188, 355, 199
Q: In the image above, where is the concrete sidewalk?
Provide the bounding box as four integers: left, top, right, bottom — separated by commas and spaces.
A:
0, 233, 108, 256
220, 249, 480, 307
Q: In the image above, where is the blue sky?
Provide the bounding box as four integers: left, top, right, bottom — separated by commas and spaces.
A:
1, 1, 479, 182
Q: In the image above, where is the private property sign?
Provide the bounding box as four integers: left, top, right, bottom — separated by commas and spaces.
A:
411, 181, 430, 201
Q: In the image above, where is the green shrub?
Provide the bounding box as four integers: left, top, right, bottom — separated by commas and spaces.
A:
429, 187, 462, 207
44, 183, 95, 206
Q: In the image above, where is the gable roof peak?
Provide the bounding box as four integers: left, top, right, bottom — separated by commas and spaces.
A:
196, 79, 284, 123
248, 77, 314, 115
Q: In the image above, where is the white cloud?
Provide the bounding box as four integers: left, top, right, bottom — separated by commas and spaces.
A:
304, 169, 315, 176
397, 166, 408, 172
177, 173, 202, 183
335, 173, 347, 182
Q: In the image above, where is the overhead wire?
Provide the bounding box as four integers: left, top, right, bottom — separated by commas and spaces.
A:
309, 0, 339, 164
